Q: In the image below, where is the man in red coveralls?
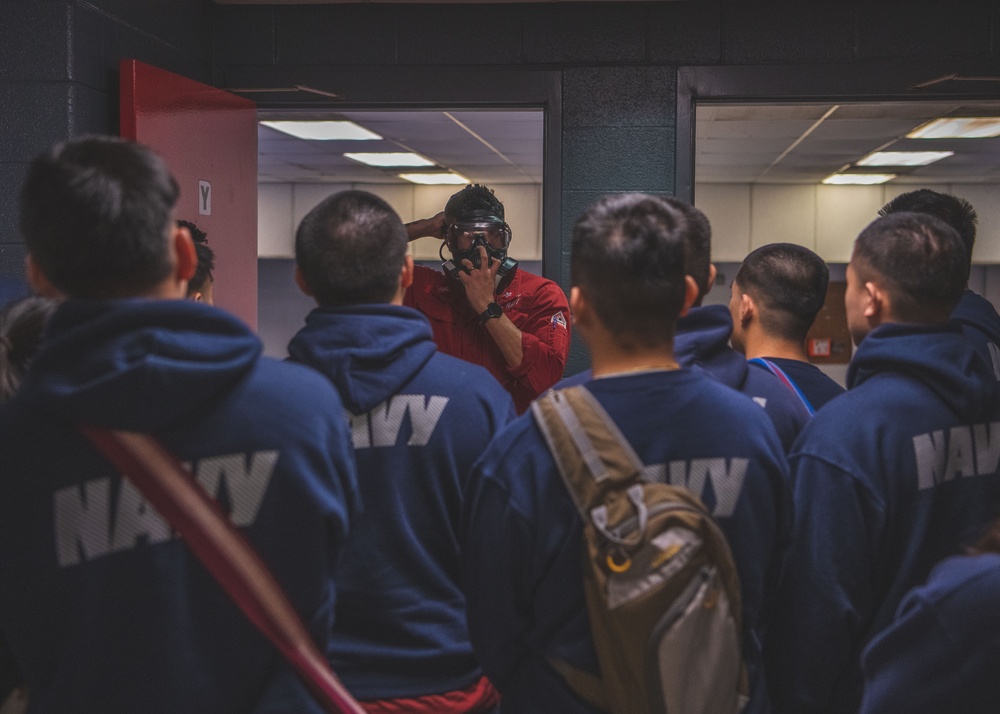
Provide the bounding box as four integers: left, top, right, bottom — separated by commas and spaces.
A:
405, 185, 570, 413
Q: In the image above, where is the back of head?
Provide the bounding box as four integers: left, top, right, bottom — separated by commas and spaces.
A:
178, 220, 214, 297
444, 184, 504, 222
572, 194, 688, 349
0, 296, 58, 403
662, 197, 712, 301
853, 211, 968, 323
295, 190, 407, 307
19, 136, 179, 299
879, 189, 977, 274
735, 243, 829, 343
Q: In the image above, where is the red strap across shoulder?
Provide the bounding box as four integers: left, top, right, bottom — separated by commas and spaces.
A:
78, 424, 365, 714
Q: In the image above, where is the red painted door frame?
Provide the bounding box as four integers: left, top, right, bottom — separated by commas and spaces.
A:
121, 59, 258, 328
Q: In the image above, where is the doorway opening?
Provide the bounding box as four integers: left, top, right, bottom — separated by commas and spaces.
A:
689, 96, 1000, 384
254, 108, 545, 357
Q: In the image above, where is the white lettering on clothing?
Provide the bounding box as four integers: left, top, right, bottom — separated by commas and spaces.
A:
110, 478, 171, 552
195, 451, 277, 526
55, 478, 112, 567
349, 395, 449, 449
988, 342, 1000, 381
54, 450, 278, 567
914, 422, 1000, 489
646, 458, 749, 518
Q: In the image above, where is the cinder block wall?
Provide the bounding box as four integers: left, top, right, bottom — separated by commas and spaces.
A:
0, 0, 212, 280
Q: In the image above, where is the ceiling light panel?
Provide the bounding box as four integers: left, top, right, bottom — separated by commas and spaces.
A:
260, 121, 382, 141
343, 152, 434, 167
856, 151, 954, 167
398, 172, 469, 185
907, 117, 1000, 139
822, 174, 896, 185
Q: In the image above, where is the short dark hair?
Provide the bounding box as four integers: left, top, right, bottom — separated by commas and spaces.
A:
571, 194, 688, 349
444, 184, 505, 222
853, 212, 968, 322
661, 197, 712, 300
735, 243, 829, 343
879, 189, 977, 273
178, 220, 215, 296
295, 190, 408, 307
19, 136, 178, 298
0, 296, 58, 403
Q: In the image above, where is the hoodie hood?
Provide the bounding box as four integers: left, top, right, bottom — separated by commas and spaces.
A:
675, 304, 748, 389
952, 290, 1000, 344
23, 298, 261, 431
287, 305, 437, 414
848, 322, 997, 419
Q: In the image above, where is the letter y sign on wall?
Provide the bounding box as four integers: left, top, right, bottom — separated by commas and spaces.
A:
199, 180, 212, 216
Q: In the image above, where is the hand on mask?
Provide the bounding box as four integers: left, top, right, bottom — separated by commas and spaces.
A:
458, 244, 501, 314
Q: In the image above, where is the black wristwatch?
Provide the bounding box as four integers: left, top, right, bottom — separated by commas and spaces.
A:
480, 301, 503, 324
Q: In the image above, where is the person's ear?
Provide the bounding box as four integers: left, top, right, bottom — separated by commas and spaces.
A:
190, 291, 204, 303
25, 254, 62, 299
173, 224, 197, 283
400, 255, 414, 291
739, 292, 755, 326
570, 286, 588, 328
679, 275, 700, 317
294, 265, 314, 298
391, 255, 414, 305
864, 281, 883, 320
705, 263, 718, 292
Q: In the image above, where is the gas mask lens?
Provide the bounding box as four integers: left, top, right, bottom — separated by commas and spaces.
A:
441, 218, 519, 293
447, 221, 511, 252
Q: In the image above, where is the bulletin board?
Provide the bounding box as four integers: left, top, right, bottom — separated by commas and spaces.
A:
805, 281, 852, 365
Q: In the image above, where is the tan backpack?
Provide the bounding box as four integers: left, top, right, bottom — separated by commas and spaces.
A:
532, 385, 749, 714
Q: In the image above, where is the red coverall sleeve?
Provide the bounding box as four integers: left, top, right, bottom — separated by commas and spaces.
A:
507, 280, 571, 399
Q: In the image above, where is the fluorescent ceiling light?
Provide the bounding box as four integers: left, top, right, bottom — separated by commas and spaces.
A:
260, 120, 381, 141
907, 117, 1000, 139
344, 152, 434, 167
856, 151, 954, 167
398, 172, 469, 185
822, 173, 896, 185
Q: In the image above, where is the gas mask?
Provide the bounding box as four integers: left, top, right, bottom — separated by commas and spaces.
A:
441, 216, 518, 294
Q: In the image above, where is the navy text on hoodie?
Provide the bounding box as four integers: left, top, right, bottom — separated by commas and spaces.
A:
765, 322, 1000, 714
0, 299, 359, 714
289, 305, 515, 699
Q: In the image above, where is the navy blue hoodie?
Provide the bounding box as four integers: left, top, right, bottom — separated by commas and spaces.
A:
0, 299, 358, 714
860, 552, 1000, 713
676, 305, 811, 451
952, 289, 1000, 380
462, 369, 791, 714
766, 322, 1000, 714
558, 306, 811, 451
288, 304, 515, 699
747, 358, 845, 413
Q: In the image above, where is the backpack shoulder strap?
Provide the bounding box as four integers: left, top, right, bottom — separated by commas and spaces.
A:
531, 385, 645, 517
748, 357, 816, 415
